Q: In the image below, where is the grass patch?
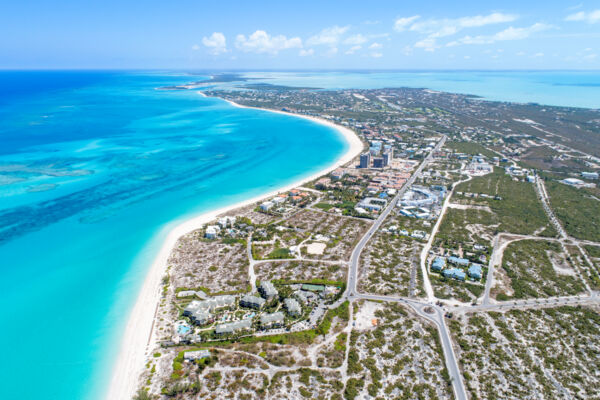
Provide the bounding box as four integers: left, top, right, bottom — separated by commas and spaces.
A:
545, 180, 600, 242
446, 141, 498, 158
498, 240, 586, 299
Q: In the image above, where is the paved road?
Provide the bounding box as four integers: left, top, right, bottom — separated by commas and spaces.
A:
346, 134, 447, 297
356, 293, 467, 400
342, 134, 470, 399
482, 234, 500, 305
419, 169, 470, 302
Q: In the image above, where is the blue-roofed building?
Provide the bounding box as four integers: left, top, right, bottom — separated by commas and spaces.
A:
431, 257, 446, 272
442, 268, 454, 279
448, 256, 470, 267
442, 268, 466, 281
468, 264, 483, 280
400, 209, 413, 217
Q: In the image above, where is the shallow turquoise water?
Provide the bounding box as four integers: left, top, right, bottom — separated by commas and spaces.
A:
0, 71, 347, 400
0, 69, 597, 400
241, 70, 600, 109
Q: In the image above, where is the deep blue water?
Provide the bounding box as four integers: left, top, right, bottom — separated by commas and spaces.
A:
0, 71, 347, 400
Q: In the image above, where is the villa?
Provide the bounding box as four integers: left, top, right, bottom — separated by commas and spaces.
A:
190, 309, 211, 325
258, 281, 278, 299
431, 256, 446, 272
183, 349, 211, 362
183, 295, 236, 316
240, 294, 266, 309
284, 297, 302, 316
205, 225, 220, 239
260, 201, 274, 211
215, 318, 253, 335
260, 312, 285, 329
448, 256, 470, 267
442, 268, 466, 281
468, 264, 483, 280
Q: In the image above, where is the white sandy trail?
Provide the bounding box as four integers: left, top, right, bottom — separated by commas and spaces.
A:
106, 95, 363, 400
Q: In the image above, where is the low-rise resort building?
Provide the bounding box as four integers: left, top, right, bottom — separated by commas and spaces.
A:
284, 297, 302, 316
215, 318, 253, 335
260, 312, 285, 329
240, 295, 266, 309
258, 281, 278, 299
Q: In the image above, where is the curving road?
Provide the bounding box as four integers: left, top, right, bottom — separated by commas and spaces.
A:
343, 134, 470, 399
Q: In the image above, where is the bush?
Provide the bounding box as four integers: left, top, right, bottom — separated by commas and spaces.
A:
133, 388, 154, 400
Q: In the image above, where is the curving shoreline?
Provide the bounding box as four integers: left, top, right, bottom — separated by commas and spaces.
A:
106, 95, 363, 400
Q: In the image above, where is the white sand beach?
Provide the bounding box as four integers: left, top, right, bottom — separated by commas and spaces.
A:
106, 96, 363, 400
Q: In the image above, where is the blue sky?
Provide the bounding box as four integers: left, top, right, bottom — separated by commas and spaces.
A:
1, 0, 600, 69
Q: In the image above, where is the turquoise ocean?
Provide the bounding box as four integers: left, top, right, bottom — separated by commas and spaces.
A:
0, 70, 598, 400
0, 71, 348, 400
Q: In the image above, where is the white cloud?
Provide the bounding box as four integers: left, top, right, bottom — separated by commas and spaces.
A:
344, 34, 368, 45
191, 44, 201, 51
565, 9, 600, 23
369, 42, 383, 49
299, 48, 314, 56
516, 51, 526, 56
446, 23, 551, 46
327, 47, 339, 56
566, 11, 585, 21
370, 52, 383, 58
533, 52, 544, 57
584, 53, 598, 60
202, 32, 227, 55
307, 25, 349, 46
408, 12, 518, 52
345, 45, 362, 55
235, 30, 302, 54
414, 38, 438, 52
410, 12, 517, 38
394, 15, 420, 32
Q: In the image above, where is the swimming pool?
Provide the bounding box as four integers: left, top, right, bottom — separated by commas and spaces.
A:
177, 325, 190, 335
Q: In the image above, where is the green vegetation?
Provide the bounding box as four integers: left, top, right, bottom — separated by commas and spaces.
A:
545, 180, 600, 242
133, 389, 154, 400
220, 237, 246, 245
584, 245, 600, 258
451, 307, 600, 399
498, 240, 586, 299
431, 274, 484, 302
344, 378, 364, 400
347, 302, 451, 399
318, 301, 349, 335
446, 141, 498, 158
454, 168, 552, 235
266, 247, 294, 259
314, 202, 335, 211
207, 301, 349, 350
437, 208, 496, 247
